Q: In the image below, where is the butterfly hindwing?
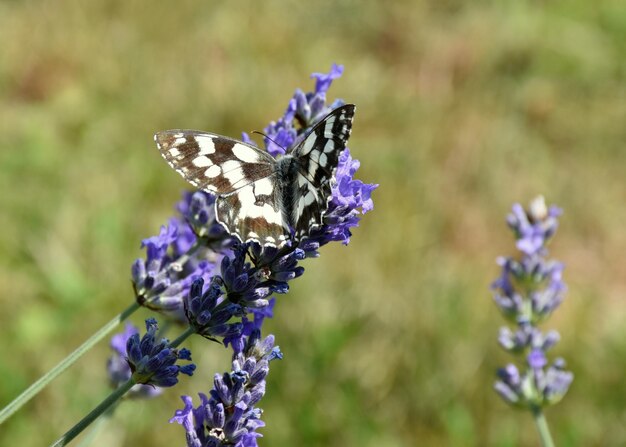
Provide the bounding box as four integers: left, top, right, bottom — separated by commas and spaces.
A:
216, 177, 291, 247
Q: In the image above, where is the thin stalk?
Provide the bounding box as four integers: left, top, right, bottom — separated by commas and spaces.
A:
75, 404, 117, 447
0, 301, 140, 424
531, 406, 555, 447
49, 379, 135, 447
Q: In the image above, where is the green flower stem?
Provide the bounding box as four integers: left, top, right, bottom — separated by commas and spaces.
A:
50, 379, 136, 447
76, 404, 117, 447
0, 301, 140, 424
531, 406, 555, 447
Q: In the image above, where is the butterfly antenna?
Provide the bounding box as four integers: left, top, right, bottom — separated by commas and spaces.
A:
251, 130, 287, 152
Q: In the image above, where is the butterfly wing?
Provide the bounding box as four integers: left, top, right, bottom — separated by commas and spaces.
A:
290, 104, 355, 239
155, 130, 290, 246
216, 177, 291, 247
155, 130, 276, 194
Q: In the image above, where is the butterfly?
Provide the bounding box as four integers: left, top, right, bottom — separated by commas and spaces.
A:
155, 104, 355, 248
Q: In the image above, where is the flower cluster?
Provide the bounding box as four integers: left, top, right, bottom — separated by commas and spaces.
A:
131, 209, 221, 322
492, 196, 573, 408
125, 318, 196, 388
170, 330, 282, 447
107, 323, 163, 398
184, 277, 244, 341
305, 148, 376, 250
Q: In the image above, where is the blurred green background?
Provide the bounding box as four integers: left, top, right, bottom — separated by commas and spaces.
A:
1, 1, 625, 446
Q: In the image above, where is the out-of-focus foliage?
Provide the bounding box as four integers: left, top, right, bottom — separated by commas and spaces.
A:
1, 1, 624, 446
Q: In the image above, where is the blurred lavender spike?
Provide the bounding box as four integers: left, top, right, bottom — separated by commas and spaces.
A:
492, 196, 573, 423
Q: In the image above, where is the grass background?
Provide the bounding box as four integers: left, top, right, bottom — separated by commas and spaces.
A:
1, 1, 625, 446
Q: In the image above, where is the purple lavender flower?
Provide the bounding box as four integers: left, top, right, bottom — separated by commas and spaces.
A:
219, 244, 276, 308
185, 277, 245, 341
180, 243, 299, 344
497, 321, 560, 354
491, 196, 573, 411
542, 358, 574, 405
107, 323, 163, 398
224, 299, 276, 355
177, 191, 228, 241
493, 228, 566, 323
494, 356, 573, 408
245, 245, 305, 294
170, 330, 282, 447
132, 193, 225, 321
126, 318, 196, 388
312, 63, 344, 95
292, 63, 345, 131
494, 364, 523, 406
303, 148, 377, 253
506, 196, 562, 256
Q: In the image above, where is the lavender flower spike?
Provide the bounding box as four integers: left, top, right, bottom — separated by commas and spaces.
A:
107, 323, 163, 399
171, 330, 282, 447
126, 318, 196, 388
491, 196, 573, 444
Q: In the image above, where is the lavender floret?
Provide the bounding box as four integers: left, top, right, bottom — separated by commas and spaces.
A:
177, 191, 228, 241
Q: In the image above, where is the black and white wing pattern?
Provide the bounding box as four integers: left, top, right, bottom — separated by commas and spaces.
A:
155, 104, 355, 247
155, 130, 290, 246
290, 104, 354, 239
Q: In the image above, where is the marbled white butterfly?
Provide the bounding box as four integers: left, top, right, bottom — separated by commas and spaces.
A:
155, 104, 355, 248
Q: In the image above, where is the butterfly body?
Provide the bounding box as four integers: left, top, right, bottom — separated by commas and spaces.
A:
155, 104, 355, 247
267, 156, 287, 212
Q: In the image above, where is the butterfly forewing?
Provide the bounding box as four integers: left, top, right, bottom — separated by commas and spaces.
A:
290, 104, 355, 239
155, 130, 275, 194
